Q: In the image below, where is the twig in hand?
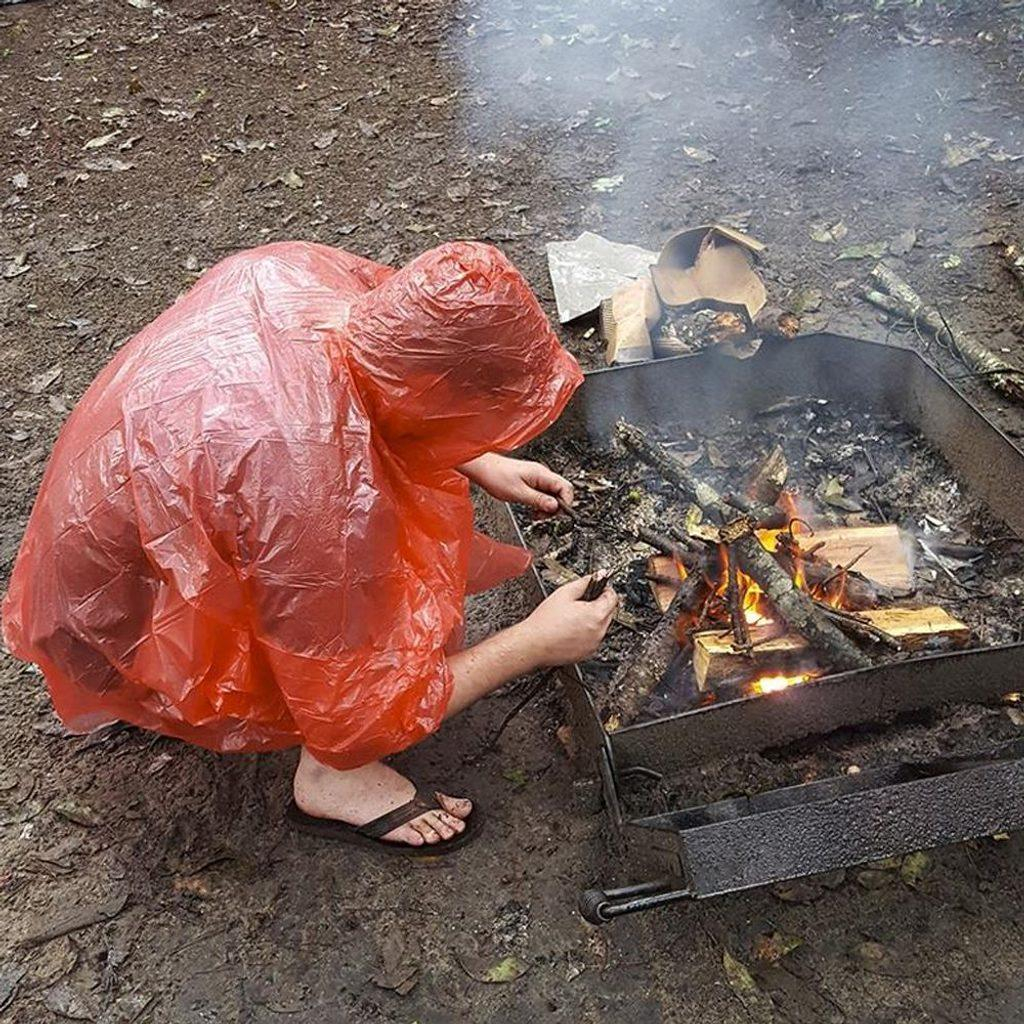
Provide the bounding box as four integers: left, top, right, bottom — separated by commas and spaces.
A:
487, 564, 620, 748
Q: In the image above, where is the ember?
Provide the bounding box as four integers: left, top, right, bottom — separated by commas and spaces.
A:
750, 673, 816, 695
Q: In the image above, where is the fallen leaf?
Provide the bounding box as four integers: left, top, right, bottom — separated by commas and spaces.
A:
126, 0, 154, 8
429, 91, 458, 106
942, 132, 993, 168
900, 851, 931, 887
0, 964, 25, 1013
83, 130, 121, 150
955, 229, 1002, 249
853, 940, 887, 963
457, 953, 528, 984
772, 879, 823, 903
281, 169, 304, 189
942, 253, 962, 269
682, 144, 716, 164
752, 931, 804, 965
790, 287, 822, 314
42, 980, 99, 1021
501, 767, 528, 789
53, 799, 101, 827
810, 220, 848, 244
81, 157, 135, 173
855, 869, 892, 890
12, 120, 39, 139
888, 227, 918, 256
722, 951, 773, 1018
23, 365, 63, 395
311, 129, 338, 150
837, 240, 889, 261
3, 252, 31, 279
373, 933, 420, 996
11, 172, 28, 190
591, 174, 623, 193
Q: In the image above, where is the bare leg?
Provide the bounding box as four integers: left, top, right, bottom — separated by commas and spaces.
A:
291, 620, 539, 844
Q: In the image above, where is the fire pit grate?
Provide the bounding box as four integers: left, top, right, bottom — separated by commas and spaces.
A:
492, 334, 1024, 922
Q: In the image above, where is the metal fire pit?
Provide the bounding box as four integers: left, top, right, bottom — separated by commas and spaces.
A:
495, 333, 1024, 923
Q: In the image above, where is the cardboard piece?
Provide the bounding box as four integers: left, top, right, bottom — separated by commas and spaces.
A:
651, 225, 767, 317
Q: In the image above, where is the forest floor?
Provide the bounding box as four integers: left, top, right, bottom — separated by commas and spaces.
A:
3, 0, 1024, 1021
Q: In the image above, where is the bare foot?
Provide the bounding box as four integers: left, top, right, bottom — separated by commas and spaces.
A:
293, 749, 472, 846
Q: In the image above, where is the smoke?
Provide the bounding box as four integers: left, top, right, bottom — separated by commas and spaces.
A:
448, 0, 1022, 243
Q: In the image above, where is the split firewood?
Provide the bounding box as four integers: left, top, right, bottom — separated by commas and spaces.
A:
802, 524, 912, 591
1003, 243, 1024, 295
615, 420, 873, 673
605, 571, 705, 725
870, 261, 1024, 405
692, 606, 969, 690
744, 444, 788, 506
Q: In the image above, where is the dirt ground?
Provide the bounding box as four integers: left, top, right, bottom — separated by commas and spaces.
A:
4, 0, 1024, 1020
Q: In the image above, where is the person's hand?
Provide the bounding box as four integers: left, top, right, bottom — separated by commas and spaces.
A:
458, 452, 573, 516
517, 576, 618, 668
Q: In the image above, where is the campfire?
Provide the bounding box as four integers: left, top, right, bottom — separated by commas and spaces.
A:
519, 392, 996, 733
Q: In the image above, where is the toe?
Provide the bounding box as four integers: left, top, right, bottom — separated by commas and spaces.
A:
438, 810, 465, 834
426, 811, 456, 840
412, 818, 442, 844
385, 824, 424, 846
436, 792, 473, 819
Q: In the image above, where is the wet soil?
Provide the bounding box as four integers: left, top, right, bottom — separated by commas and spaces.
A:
4, 0, 1024, 1022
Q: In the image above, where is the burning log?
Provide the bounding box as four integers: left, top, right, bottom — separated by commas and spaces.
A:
692, 606, 969, 690
869, 262, 1024, 405
615, 420, 873, 674
605, 571, 705, 726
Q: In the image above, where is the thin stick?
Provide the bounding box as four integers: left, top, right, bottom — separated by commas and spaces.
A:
726, 545, 751, 653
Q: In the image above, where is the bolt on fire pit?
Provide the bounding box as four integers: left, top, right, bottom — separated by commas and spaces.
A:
490, 333, 1024, 922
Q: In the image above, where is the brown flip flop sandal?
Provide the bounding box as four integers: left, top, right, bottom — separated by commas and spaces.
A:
286, 786, 483, 857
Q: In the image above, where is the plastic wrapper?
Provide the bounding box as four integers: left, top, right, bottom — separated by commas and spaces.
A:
2, 241, 582, 768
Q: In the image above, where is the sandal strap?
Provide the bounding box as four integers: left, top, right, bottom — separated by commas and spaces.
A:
356, 787, 441, 841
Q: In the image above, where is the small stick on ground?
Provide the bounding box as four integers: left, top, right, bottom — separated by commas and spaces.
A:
870, 261, 1024, 405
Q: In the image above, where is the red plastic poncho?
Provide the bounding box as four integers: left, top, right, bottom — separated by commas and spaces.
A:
2, 241, 582, 768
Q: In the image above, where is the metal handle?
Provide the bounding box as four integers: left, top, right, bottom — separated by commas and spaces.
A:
578, 878, 692, 924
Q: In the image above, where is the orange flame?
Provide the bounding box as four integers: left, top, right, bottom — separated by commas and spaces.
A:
750, 672, 816, 695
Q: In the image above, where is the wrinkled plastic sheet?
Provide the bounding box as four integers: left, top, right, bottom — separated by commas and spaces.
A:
546, 231, 658, 323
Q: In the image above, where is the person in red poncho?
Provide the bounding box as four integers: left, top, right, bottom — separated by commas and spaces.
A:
2, 241, 617, 855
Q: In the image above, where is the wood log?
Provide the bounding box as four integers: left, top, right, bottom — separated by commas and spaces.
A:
804, 524, 912, 590
606, 571, 705, 726
693, 606, 969, 690
870, 261, 1024, 405
616, 421, 873, 673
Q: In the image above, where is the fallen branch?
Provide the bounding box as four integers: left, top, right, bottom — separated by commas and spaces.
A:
870, 261, 1024, 405
616, 420, 873, 675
